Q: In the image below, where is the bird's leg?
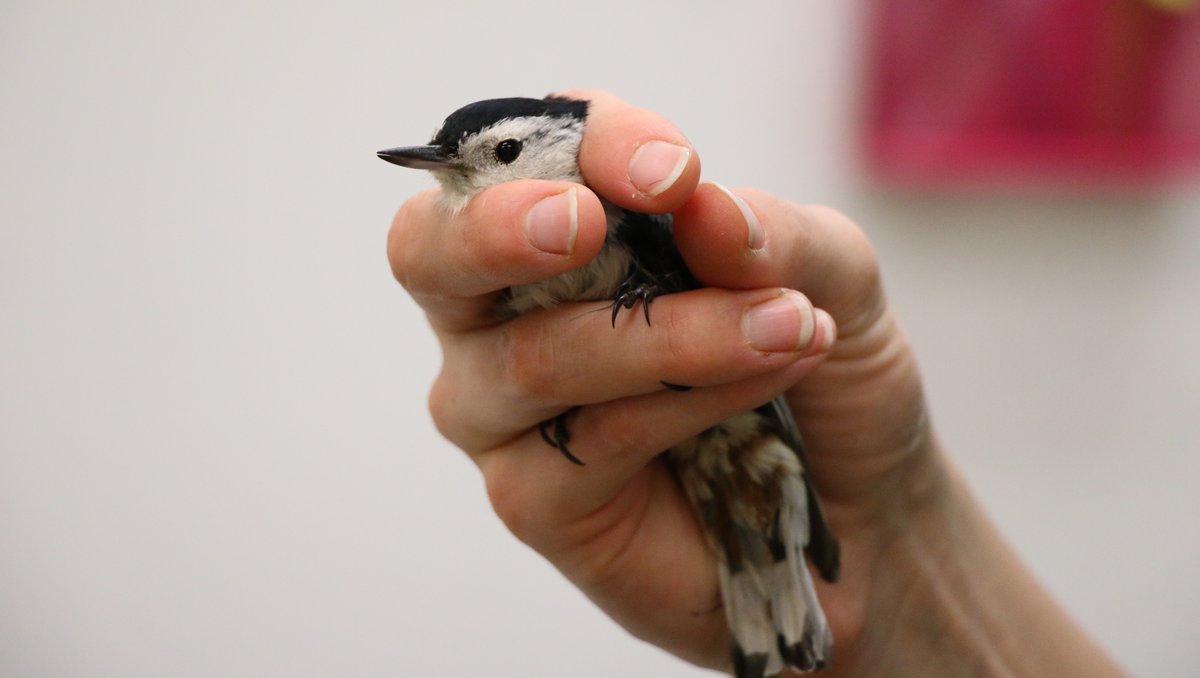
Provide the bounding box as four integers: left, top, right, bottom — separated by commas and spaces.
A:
538, 406, 585, 465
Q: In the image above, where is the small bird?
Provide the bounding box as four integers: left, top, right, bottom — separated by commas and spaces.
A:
379, 96, 840, 676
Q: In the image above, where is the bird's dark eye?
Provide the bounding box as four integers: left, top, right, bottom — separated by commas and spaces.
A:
494, 138, 522, 164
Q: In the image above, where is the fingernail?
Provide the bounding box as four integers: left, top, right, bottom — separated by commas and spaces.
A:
628, 140, 691, 197
711, 182, 764, 250
815, 309, 837, 352
525, 188, 578, 255
742, 291, 816, 353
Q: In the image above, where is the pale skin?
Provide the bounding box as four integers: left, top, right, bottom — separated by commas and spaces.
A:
386, 90, 1126, 677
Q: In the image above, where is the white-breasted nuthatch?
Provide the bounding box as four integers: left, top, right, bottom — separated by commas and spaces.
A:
379, 96, 840, 676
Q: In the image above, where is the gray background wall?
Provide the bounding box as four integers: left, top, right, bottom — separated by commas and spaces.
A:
2, 1, 1197, 676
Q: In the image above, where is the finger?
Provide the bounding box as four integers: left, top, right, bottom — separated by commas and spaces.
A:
387, 181, 608, 332
554, 88, 702, 214
672, 182, 886, 334
430, 287, 837, 454
475, 351, 832, 542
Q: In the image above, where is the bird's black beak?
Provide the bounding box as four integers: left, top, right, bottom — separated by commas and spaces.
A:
376, 145, 455, 170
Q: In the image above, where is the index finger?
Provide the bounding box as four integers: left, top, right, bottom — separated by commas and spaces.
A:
388, 180, 608, 333
555, 88, 702, 214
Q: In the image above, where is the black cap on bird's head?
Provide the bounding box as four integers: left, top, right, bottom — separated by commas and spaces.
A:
377, 96, 589, 170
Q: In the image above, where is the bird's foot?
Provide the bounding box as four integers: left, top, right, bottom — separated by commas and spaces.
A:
611, 281, 665, 327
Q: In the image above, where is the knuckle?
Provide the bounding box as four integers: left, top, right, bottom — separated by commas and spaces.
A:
426, 372, 458, 443
387, 194, 431, 290
496, 318, 559, 408
825, 205, 880, 265
812, 204, 880, 273
807, 204, 886, 331
593, 398, 655, 460
482, 457, 542, 542
659, 300, 702, 370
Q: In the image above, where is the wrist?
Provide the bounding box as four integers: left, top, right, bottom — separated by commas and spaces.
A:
844, 442, 1124, 677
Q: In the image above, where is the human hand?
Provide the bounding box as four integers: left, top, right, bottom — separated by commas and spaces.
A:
386, 90, 1122, 677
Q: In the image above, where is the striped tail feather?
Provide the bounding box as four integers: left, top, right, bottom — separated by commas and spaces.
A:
772, 471, 833, 672
672, 414, 838, 677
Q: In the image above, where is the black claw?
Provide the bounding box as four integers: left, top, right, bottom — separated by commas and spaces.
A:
537, 407, 585, 465
610, 281, 664, 327
660, 381, 693, 392
538, 421, 558, 449
557, 443, 586, 466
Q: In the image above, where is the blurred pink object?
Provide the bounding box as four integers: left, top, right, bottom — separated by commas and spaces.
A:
865, 0, 1200, 186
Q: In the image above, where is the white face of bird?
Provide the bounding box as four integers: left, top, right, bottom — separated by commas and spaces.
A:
432, 114, 586, 211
